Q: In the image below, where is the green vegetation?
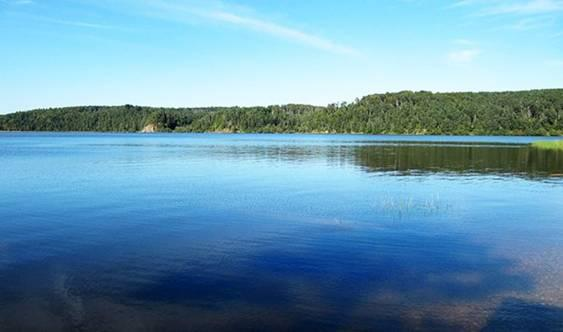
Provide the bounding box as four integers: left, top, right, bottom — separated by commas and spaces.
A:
531, 140, 563, 150
1, 89, 562, 135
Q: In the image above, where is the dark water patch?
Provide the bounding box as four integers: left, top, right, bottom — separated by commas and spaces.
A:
482, 299, 563, 331
123, 229, 531, 331
355, 144, 563, 177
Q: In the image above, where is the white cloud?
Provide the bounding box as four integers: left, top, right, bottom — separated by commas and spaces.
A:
506, 16, 553, 30
448, 49, 481, 63
454, 0, 563, 15
6, 0, 34, 4
0, 0, 33, 5
38, 17, 117, 30
5, 0, 361, 56
450, 1, 563, 37
450, 0, 479, 8
133, 0, 361, 57
453, 38, 475, 45
485, 0, 563, 15
201, 10, 360, 56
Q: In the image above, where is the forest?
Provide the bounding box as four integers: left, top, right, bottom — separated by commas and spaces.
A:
1, 89, 562, 135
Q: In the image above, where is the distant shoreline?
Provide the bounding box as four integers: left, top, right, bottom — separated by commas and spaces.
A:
1, 129, 562, 137
1, 89, 562, 136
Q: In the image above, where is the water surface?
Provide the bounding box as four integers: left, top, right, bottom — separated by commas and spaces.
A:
0, 133, 562, 331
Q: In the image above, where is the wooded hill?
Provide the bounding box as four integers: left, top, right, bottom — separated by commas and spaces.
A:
1, 89, 562, 135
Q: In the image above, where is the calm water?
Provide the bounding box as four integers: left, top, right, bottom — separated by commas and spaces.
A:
0, 133, 562, 331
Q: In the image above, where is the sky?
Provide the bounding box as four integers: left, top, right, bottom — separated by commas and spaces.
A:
0, 0, 562, 113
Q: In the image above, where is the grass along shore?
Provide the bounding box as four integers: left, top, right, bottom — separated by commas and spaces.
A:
531, 140, 563, 150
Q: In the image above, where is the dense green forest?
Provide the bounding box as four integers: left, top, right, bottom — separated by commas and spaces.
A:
1, 89, 562, 135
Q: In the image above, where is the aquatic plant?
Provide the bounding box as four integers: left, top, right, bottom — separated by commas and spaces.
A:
378, 194, 451, 219
531, 140, 563, 150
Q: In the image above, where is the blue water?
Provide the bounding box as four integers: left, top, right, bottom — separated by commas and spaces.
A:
0, 133, 562, 331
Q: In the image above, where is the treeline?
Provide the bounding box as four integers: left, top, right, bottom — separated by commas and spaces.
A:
1, 89, 562, 135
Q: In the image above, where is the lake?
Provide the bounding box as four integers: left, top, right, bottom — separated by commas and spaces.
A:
0, 133, 562, 331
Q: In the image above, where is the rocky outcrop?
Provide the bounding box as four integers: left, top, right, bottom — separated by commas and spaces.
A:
141, 124, 157, 133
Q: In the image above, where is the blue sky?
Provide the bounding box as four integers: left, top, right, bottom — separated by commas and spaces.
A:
0, 0, 562, 113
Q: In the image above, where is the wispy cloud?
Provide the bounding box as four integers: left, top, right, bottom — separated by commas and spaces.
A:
128, 0, 361, 56
448, 49, 481, 63
450, 0, 479, 8
452, 0, 563, 14
37, 17, 117, 30
1, 0, 116, 30
202, 10, 360, 56
450, 0, 563, 36
448, 39, 481, 63
506, 16, 553, 30
484, 0, 563, 15
1, 0, 34, 5
453, 38, 476, 45
2, 0, 360, 56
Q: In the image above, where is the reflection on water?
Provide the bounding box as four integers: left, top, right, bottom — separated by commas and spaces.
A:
355, 144, 563, 177
0, 133, 562, 331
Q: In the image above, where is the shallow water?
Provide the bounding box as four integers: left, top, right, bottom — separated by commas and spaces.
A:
0, 133, 562, 331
